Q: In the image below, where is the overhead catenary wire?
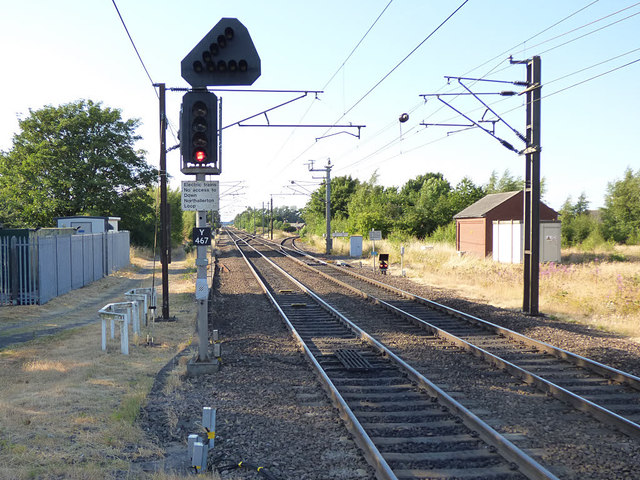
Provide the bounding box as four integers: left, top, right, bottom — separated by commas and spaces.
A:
111, 0, 156, 97
475, 3, 640, 81
333, 0, 471, 125
281, 0, 471, 175
338, 42, 640, 177
266, 0, 396, 179
460, 0, 602, 79
322, 1, 618, 177
111, 0, 181, 145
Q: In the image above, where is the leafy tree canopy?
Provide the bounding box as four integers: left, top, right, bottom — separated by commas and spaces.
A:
601, 168, 640, 244
304, 175, 360, 220
0, 99, 157, 231
484, 169, 523, 194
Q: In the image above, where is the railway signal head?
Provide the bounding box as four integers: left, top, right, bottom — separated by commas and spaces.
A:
181, 18, 261, 87
180, 90, 220, 175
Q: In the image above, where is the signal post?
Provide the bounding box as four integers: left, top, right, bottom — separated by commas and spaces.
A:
178, 18, 260, 375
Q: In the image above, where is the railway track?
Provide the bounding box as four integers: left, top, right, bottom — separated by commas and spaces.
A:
227, 229, 557, 480
268, 235, 640, 440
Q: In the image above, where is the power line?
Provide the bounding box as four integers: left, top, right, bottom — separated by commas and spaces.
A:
340, 46, 640, 176
545, 56, 640, 99
267, 1, 395, 178
111, 0, 156, 96
476, 3, 640, 81
281, 0, 471, 176
460, 0, 602, 79
335, 0, 471, 123
546, 46, 640, 86
328, 1, 609, 175
413, 1, 610, 128
323, 0, 394, 91
536, 9, 640, 56
110, 2, 181, 148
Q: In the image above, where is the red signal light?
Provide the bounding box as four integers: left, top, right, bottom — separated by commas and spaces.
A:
194, 150, 207, 163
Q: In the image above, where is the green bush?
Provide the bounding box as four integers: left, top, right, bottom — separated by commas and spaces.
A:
428, 221, 456, 244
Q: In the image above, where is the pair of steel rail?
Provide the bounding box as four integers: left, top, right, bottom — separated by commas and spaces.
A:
227, 230, 560, 480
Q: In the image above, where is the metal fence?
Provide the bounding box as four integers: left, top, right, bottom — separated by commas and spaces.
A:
0, 231, 130, 306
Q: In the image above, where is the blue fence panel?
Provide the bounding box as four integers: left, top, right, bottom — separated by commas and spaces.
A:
92, 234, 104, 281
0, 237, 10, 305
112, 232, 130, 271
70, 235, 84, 290
1, 231, 130, 306
38, 237, 58, 304
82, 235, 93, 286
56, 235, 72, 296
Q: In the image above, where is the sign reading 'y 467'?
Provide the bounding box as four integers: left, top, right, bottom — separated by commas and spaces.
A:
181, 181, 219, 211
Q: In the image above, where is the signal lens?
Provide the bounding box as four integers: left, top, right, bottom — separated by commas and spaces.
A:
194, 150, 207, 163
192, 101, 208, 117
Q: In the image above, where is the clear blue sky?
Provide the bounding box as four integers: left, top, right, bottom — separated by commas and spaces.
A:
1, 1, 638, 221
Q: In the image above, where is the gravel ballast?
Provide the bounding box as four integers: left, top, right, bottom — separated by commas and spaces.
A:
139, 240, 374, 479
139, 235, 640, 479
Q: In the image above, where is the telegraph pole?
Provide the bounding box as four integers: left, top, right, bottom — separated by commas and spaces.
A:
158, 83, 171, 320
325, 161, 332, 255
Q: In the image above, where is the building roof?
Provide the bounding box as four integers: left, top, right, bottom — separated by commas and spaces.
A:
453, 191, 520, 219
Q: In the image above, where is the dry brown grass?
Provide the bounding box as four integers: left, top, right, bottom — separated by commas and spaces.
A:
307, 235, 640, 343
0, 248, 200, 479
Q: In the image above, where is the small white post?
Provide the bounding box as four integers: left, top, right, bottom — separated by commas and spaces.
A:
101, 318, 107, 351
120, 313, 129, 355
192, 441, 208, 472
188, 434, 201, 464
131, 301, 140, 336
202, 407, 216, 449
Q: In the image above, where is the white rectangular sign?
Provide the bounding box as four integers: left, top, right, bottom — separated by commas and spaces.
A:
181, 181, 219, 211
369, 230, 382, 241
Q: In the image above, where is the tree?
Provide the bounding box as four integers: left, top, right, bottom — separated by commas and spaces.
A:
346, 178, 396, 236
302, 175, 359, 235
601, 168, 640, 244
397, 172, 457, 238
484, 169, 523, 194
559, 193, 598, 246
0, 100, 157, 232
448, 177, 485, 215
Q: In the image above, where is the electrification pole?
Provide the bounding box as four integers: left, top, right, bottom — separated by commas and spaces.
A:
421, 57, 542, 316
519, 56, 542, 315
309, 159, 332, 254
325, 161, 332, 255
